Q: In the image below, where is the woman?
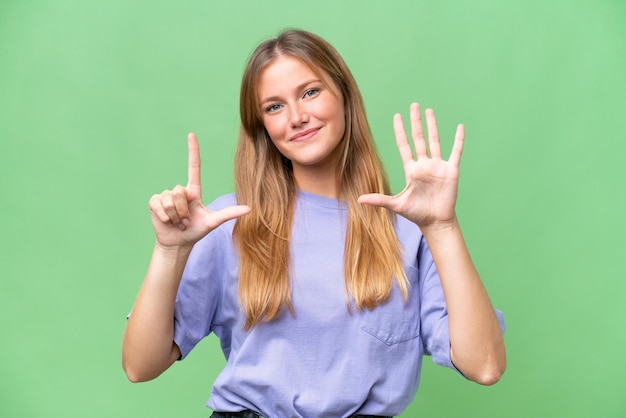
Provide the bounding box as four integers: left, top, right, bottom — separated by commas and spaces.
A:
122, 29, 506, 418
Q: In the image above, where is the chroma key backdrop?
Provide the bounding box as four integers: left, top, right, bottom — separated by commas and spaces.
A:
1, 1, 624, 417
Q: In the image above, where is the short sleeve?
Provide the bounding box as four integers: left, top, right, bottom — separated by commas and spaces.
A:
173, 196, 238, 359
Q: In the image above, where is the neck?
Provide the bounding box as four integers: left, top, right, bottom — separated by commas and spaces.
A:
292, 165, 340, 199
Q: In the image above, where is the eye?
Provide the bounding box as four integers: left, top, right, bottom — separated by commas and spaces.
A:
265, 103, 282, 113
303, 88, 319, 99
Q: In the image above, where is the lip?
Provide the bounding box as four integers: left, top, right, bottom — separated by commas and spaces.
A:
290, 127, 321, 142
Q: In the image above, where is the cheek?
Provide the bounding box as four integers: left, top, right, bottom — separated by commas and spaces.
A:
321, 96, 345, 135
262, 117, 284, 142
328, 105, 346, 138
263, 121, 288, 156
337, 114, 346, 137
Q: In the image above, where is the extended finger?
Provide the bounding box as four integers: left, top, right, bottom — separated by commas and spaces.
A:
410, 103, 428, 159
448, 124, 465, 167
357, 193, 398, 212
393, 113, 415, 164
208, 205, 251, 229
187, 133, 202, 198
425, 108, 441, 159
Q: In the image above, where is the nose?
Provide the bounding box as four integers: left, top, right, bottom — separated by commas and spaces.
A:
289, 103, 309, 128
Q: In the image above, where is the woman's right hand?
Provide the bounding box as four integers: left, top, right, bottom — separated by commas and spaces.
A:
148, 133, 251, 249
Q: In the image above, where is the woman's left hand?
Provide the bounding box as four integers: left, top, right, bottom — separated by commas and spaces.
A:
358, 103, 464, 229
360, 103, 507, 384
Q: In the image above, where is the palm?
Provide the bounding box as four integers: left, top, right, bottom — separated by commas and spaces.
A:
149, 133, 250, 249
150, 196, 217, 248
359, 103, 464, 228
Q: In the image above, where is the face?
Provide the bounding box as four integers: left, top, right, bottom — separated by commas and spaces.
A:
257, 55, 346, 179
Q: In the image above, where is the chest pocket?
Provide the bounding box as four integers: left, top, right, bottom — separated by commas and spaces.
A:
359, 268, 421, 345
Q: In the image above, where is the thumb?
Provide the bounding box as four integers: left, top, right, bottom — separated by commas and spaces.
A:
209, 205, 251, 228
358, 193, 395, 210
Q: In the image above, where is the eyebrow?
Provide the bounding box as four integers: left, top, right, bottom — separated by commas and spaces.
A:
258, 79, 321, 106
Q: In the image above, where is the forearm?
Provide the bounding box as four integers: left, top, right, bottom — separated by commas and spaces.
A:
122, 243, 192, 382
421, 219, 506, 385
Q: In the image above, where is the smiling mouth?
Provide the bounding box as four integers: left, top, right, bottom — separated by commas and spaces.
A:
290, 127, 320, 142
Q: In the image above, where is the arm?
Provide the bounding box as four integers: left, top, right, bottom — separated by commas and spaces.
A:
122, 244, 189, 382
359, 103, 506, 385
122, 133, 250, 382
420, 220, 505, 385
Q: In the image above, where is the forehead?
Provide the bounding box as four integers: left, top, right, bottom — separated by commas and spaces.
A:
257, 55, 333, 98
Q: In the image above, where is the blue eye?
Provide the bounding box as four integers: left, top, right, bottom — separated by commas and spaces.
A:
303, 88, 319, 98
266, 103, 282, 113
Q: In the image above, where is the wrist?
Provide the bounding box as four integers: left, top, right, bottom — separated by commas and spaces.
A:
153, 242, 194, 260
419, 216, 460, 236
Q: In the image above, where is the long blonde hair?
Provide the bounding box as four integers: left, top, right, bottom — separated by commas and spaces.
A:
233, 29, 408, 330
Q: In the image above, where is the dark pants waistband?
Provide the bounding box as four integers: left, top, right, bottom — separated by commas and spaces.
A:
211, 412, 261, 418
211, 411, 392, 418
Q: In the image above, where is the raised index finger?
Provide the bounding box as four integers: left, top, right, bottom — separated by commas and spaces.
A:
187, 133, 202, 195
393, 113, 415, 164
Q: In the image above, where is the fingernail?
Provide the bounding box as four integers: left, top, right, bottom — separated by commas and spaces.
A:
177, 223, 186, 231
182, 218, 190, 226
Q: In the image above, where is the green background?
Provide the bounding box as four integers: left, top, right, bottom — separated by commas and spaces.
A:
1, 0, 624, 417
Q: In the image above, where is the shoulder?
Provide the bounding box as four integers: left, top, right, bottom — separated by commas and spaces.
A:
394, 214, 423, 240
394, 215, 427, 265
206, 193, 238, 211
